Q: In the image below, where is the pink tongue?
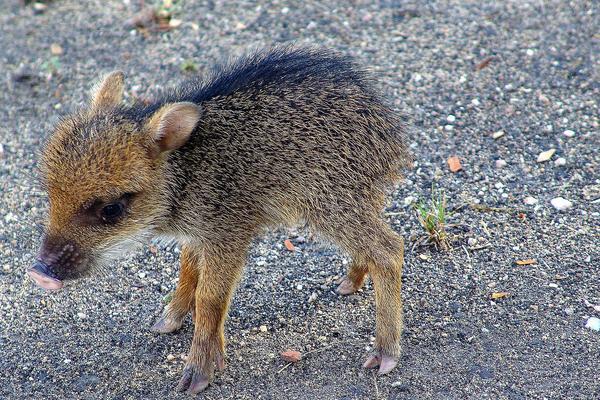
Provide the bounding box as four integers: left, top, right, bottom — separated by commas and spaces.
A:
27, 268, 63, 290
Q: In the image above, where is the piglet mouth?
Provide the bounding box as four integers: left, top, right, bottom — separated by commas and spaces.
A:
27, 261, 63, 291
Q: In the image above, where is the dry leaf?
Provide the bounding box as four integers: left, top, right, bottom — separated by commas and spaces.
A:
447, 156, 462, 172
281, 350, 302, 363
515, 259, 536, 265
284, 239, 295, 252
491, 292, 509, 299
475, 56, 495, 71
50, 43, 63, 55
537, 148, 556, 162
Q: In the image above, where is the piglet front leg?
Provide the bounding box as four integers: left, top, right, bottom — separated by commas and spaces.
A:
175, 240, 248, 394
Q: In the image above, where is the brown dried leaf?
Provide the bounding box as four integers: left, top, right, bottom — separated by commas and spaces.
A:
281, 350, 302, 363
491, 292, 510, 300
284, 239, 295, 252
475, 56, 495, 71
447, 156, 462, 173
515, 259, 536, 265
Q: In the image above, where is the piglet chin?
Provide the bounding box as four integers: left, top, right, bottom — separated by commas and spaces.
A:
27, 263, 64, 291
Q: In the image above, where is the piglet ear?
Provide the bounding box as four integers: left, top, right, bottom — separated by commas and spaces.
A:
90, 71, 125, 111
145, 102, 201, 154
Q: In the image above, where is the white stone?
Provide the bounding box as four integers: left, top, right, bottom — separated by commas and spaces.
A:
554, 157, 566, 166
446, 115, 456, 123
444, 124, 454, 131
563, 129, 575, 137
467, 238, 477, 246
537, 148, 556, 162
494, 182, 505, 189
259, 325, 268, 332
526, 49, 535, 56
471, 98, 480, 106
495, 159, 507, 169
77, 312, 87, 319
524, 196, 538, 205
585, 317, 600, 332
551, 197, 573, 211
492, 130, 505, 139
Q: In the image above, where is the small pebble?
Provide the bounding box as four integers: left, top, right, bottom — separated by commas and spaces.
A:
471, 98, 480, 106
537, 148, 556, 162
585, 317, 600, 332
467, 238, 477, 246
554, 157, 566, 166
444, 124, 454, 131
524, 196, 538, 205
551, 197, 572, 211
296, 284, 303, 290
563, 129, 575, 137
259, 325, 268, 332
492, 130, 505, 139
495, 159, 507, 169
564, 307, 574, 316
403, 196, 415, 206
138, 271, 146, 279
166, 354, 175, 361
446, 115, 456, 123
308, 292, 318, 303
77, 312, 87, 319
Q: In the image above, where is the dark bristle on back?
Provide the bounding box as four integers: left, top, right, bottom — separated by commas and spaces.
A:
123, 46, 381, 119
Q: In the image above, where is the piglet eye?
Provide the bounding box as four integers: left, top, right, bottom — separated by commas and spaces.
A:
100, 202, 124, 223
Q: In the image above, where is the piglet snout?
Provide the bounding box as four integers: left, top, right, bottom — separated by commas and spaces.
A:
27, 261, 63, 291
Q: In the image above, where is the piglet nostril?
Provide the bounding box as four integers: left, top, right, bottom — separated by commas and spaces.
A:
31, 260, 54, 277
27, 260, 63, 291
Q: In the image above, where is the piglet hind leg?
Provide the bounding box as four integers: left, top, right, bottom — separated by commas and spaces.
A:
152, 245, 200, 334
361, 226, 404, 375
320, 215, 404, 375
176, 240, 248, 394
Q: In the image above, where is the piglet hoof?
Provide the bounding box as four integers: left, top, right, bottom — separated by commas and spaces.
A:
336, 276, 359, 295
363, 351, 399, 375
176, 365, 211, 394
151, 314, 183, 334
176, 343, 225, 394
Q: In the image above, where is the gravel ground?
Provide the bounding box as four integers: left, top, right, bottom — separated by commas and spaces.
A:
1, 1, 599, 399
